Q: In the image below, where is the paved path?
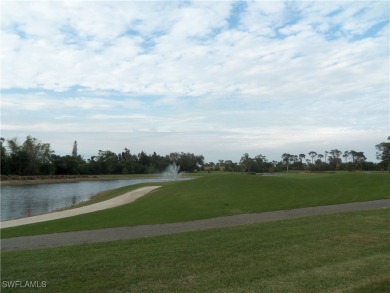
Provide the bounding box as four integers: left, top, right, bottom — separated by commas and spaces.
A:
0, 186, 161, 229
2, 199, 389, 251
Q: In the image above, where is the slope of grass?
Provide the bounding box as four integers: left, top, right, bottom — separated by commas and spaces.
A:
1, 172, 389, 238
2, 208, 389, 292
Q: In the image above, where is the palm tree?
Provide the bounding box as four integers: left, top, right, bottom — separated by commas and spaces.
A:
282, 153, 291, 171
308, 151, 317, 164
329, 149, 342, 170
343, 151, 349, 163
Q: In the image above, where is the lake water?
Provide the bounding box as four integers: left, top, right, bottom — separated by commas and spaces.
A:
0, 178, 172, 221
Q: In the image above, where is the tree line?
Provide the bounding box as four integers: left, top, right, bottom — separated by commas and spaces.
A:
0, 136, 389, 176
206, 138, 390, 173
0, 136, 204, 176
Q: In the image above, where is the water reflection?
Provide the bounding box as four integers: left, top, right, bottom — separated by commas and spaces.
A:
0, 179, 170, 221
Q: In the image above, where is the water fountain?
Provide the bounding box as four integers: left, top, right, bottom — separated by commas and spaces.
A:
164, 162, 181, 180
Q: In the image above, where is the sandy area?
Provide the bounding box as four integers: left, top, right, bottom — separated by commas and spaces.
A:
0, 186, 161, 229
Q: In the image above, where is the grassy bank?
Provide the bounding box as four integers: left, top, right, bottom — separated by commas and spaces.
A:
2, 208, 389, 292
2, 172, 389, 238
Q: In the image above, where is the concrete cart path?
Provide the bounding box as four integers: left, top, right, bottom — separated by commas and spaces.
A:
0, 186, 161, 229
2, 199, 389, 251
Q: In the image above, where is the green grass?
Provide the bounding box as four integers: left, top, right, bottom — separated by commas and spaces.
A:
2, 172, 389, 238
2, 208, 389, 292
65, 182, 171, 208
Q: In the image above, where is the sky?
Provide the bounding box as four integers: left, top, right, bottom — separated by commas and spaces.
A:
1, 0, 389, 163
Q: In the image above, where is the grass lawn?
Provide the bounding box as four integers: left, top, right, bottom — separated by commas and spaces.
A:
1, 172, 389, 238
2, 208, 389, 292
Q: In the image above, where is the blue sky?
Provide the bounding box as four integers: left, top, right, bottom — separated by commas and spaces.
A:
1, 1, 389, 163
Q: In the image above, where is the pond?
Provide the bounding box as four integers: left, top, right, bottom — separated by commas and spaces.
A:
0, 178, 173, 221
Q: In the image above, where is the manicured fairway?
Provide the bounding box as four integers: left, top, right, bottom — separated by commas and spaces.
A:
1, 172, 389, 238
2, 208, 389, 292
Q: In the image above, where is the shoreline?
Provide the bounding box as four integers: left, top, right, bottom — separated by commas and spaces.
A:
0, 174, 167, 186
0, 186, 161, 229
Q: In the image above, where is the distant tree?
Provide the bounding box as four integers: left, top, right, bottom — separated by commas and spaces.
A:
328, 149, 342, 170
204, 162, 216, 171
149, 151, 169, 173
4, 134, 388, 176
343, 151, 349, 163
247, 154, 267, 173
218, 160, 225, 171
375, 137, 390, 171
65, 155, 81, 175
6, 136, 53, 175
72, 141, 78, 157
119, 148, 133, 174
281, 153, 292, 171
349, 150, 356, 163
169, 152, 204, 172
138, 151, 150, 165
240, 153, 253, 172
169, 152, 181, 164
224, 160, 238, 172
308, 151, 317, 164
0, 137, 9, 175
96, 150, 119, 174
6, 138, 25, 175
50, 154, 67, 175
355, 152, 366, 170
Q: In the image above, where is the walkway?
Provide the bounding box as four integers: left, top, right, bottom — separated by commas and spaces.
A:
2, 199, 389, 251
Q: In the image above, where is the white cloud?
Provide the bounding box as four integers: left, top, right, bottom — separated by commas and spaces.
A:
2, 1, 387, 98
1, 94, 144, 111
1, 1, 388, 162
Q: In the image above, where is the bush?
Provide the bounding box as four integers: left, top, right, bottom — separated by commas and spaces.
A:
246, 172, 257, 175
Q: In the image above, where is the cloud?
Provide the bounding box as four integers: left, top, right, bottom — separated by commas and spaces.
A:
2, 1, 387, 98
1, 94, 144, 111
1, 1, 388, 162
